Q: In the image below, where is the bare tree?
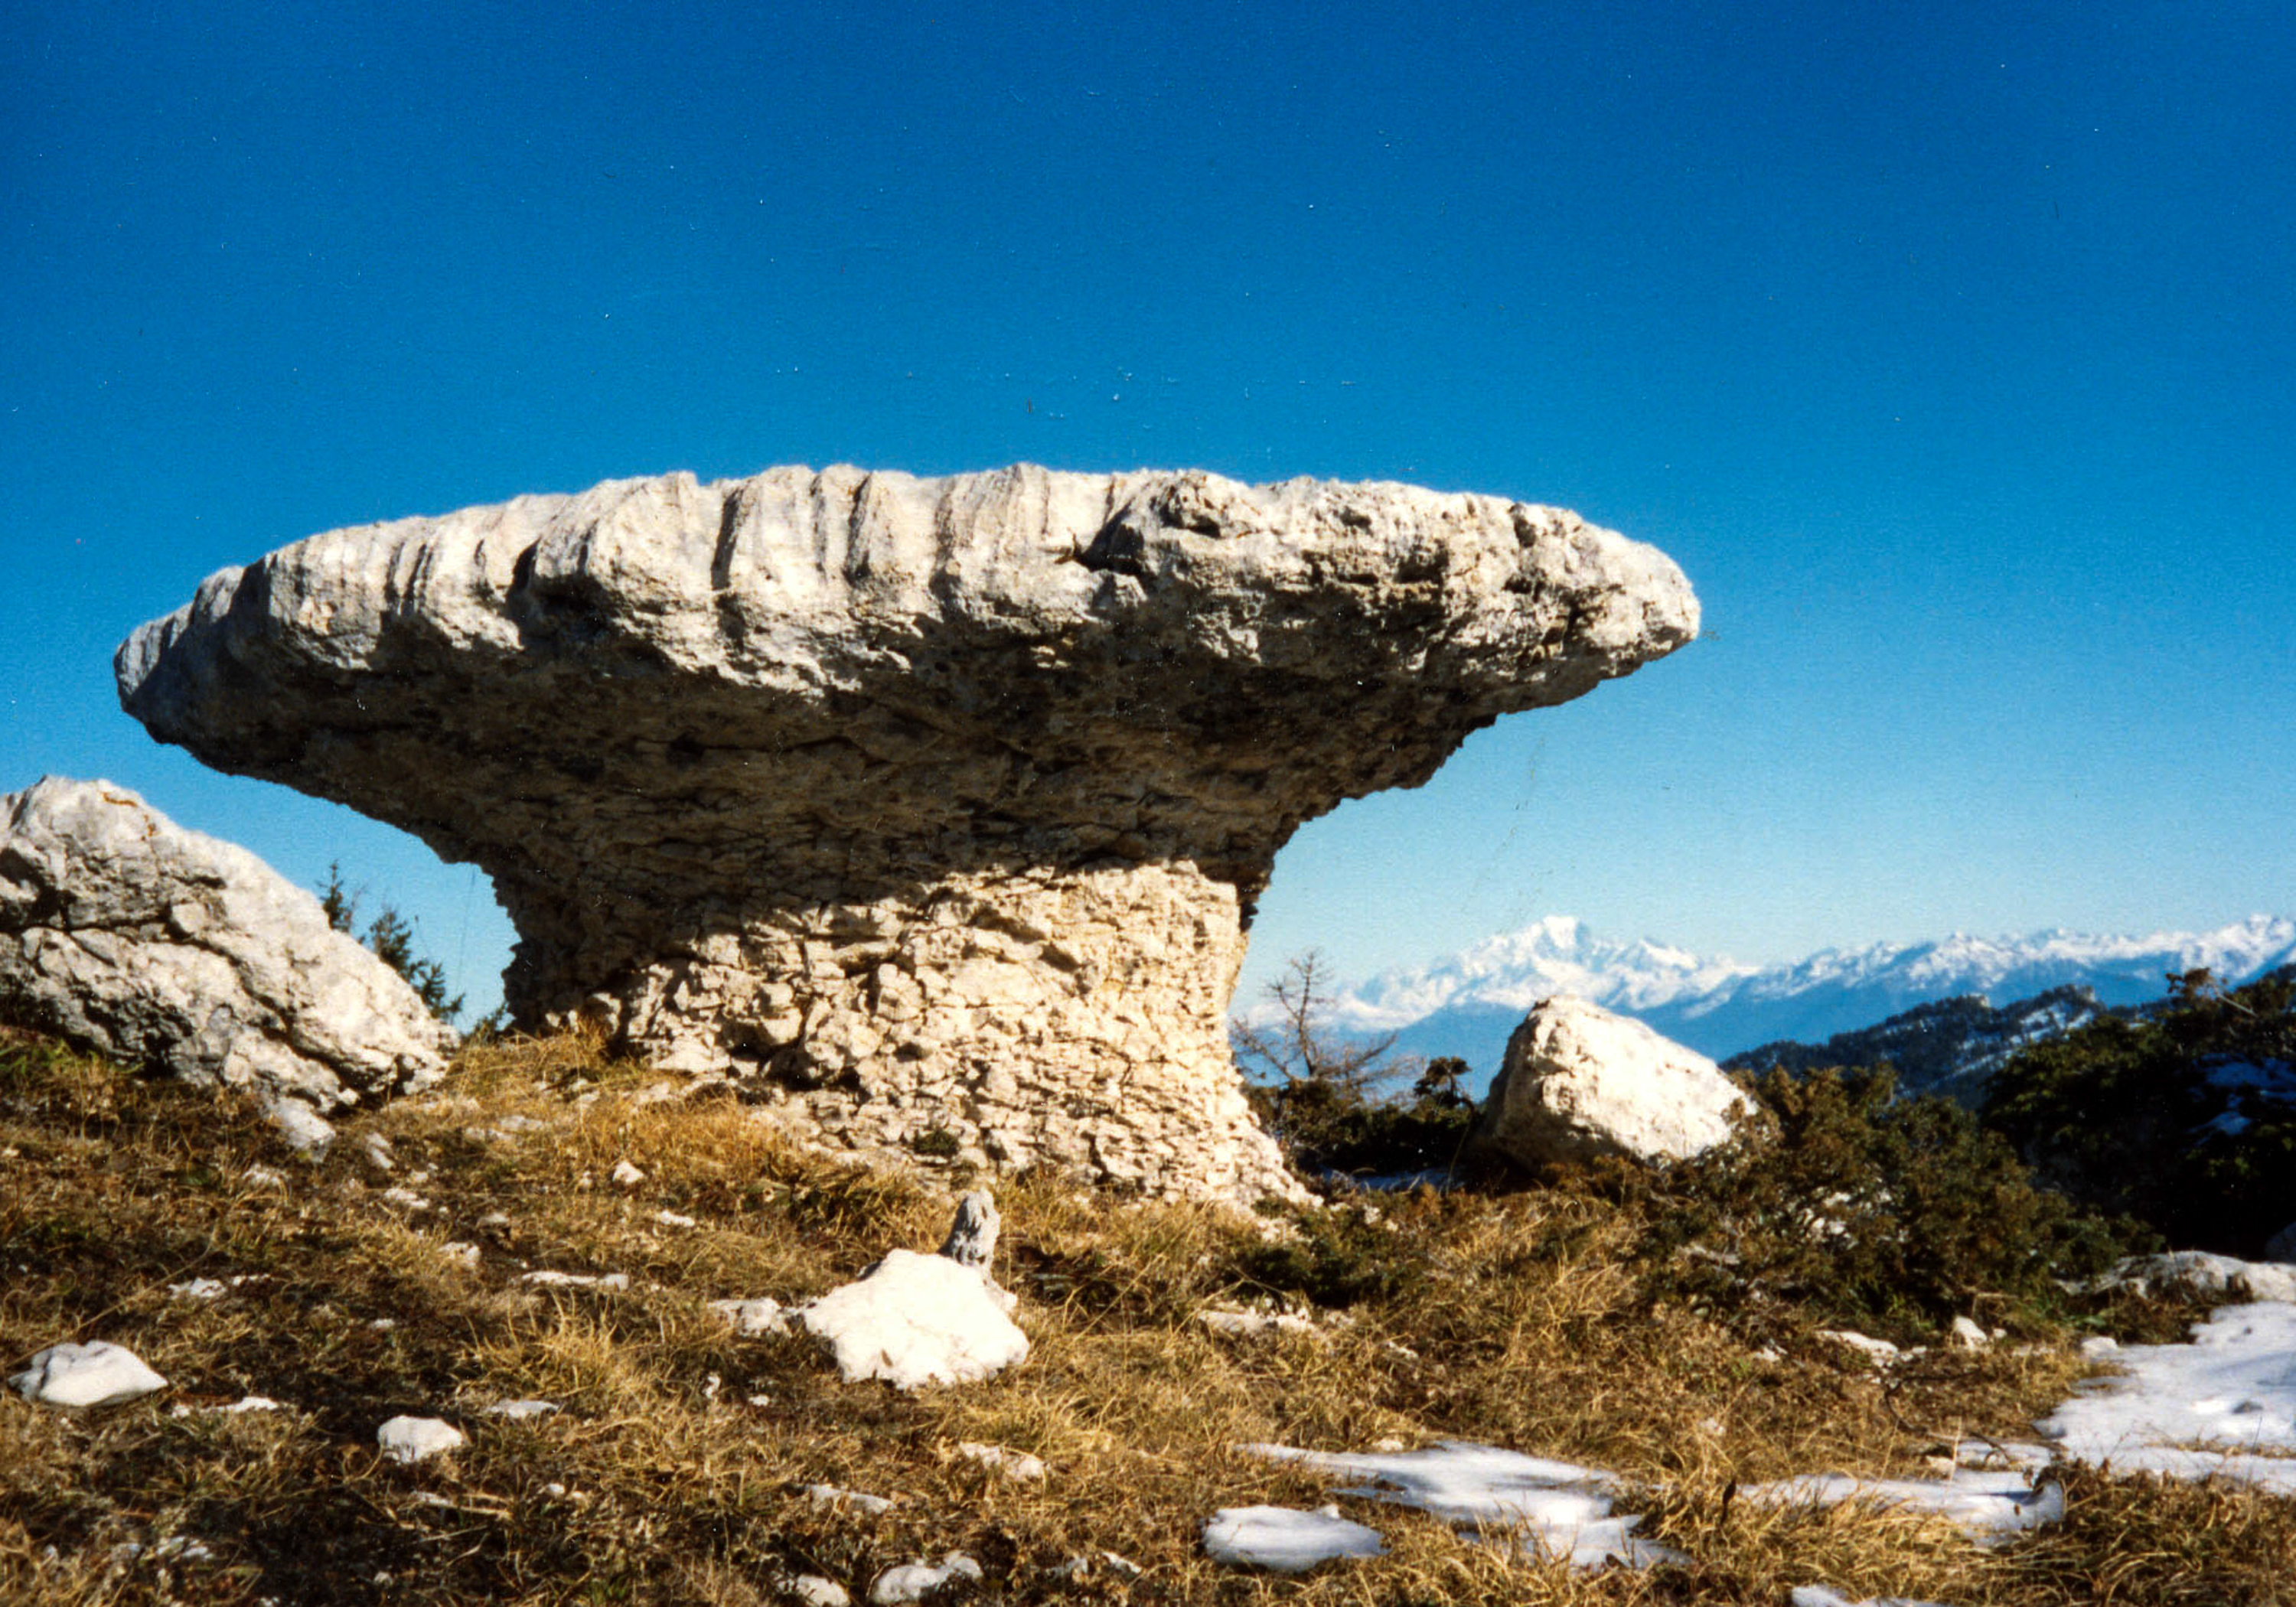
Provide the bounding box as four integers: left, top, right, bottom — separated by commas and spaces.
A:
1231, 950, 1406, 1099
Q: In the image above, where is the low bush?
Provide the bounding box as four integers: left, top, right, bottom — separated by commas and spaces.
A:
1631, 1066, 2145, 1346
1984, 967, 2296, 1257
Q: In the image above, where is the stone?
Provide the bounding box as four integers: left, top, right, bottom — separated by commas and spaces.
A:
936, 1188, 999, 1272
868, 1553, 981, 1604
0, 777, 455, 1152
376, 1414, 465, 1464
118, 464, 1698, 1201
9, 1340, 168, 1408
1469, 995, 1745, 1172
797, 1248, 1029, 1390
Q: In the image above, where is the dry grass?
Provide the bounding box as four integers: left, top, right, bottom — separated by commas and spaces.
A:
2, 1030, 2291, 1605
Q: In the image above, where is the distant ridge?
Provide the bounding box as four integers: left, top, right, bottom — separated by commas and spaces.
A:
1261, 914, 2296, 1086
1721, 986, 2108, 1105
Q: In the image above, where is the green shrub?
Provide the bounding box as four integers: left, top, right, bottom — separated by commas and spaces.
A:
1231, 952, 1476, 1178
319, 862, 465, 1023
1636, 1066, 2141, 1345
1983, 968, 2296, 1256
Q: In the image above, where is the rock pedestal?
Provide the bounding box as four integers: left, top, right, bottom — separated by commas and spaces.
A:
117, 464, 1698, 1200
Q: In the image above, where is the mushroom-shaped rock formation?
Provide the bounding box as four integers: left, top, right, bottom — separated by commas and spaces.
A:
117, 464, 1697, 1201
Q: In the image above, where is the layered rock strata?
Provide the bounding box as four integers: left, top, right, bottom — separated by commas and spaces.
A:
117, 464, 1698, 1199
0, 776, 454, 1149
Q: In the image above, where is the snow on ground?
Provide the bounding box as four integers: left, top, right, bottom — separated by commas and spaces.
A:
1743, 1467, 2064, 1540
2037, 1299, 2296, 1494
1227, 1276, 2296, 1581
1244, 1441, 1682, 1568
1202, 1504, 1384, 1572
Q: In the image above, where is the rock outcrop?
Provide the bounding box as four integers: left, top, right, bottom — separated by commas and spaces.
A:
0, 776, 454, 1150
117, 464, 1698, 1200
1471, 994, 1745, 1171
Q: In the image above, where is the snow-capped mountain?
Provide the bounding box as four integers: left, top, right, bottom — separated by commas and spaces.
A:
1274, 914, 2296, 1084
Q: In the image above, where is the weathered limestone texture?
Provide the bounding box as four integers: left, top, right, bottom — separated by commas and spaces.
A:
117, 464, 1698, 1200
1471, 995, 1745, 1171
0, 777, 454, 1149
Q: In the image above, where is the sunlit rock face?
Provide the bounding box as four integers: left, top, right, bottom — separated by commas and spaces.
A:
117, 464, 1698, 1201
0, 776, 453, 1150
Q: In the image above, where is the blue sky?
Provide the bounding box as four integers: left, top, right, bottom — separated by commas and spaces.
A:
5, 0, 2292, 1023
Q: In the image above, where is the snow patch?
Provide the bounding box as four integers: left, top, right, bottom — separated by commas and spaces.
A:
1202, 1504, 1384, 1572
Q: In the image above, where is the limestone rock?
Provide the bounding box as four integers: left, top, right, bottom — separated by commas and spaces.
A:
117, 464, 1698, 1201
0, 777, 455, 1150
1471, 995, 1745, 1171
376, 1414, 466, 1464
936, 1188, 1000, 1272
796, 1248, 1029, 1390
10, 1340, 168, 1409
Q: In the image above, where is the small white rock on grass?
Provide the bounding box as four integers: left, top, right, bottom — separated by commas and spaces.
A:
1816, 1328, 1904, 1367
610, 1159, 646, 1188
376, 1416, 465, 1465
784, 1576, 850, 1606
956, 1441, 1046, 1480
522, 1270, 630, 1291
10, 1341, 168, 1408
269, 1099, 335, 1158
1199, 1307, 1316, 1340
484, 1399, 559, 1420
868, 1552, 981, 1604
804, 1484, 894, 1516
1202, 1505, 1384, 1573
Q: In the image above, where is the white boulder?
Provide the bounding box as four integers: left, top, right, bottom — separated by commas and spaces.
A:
377, 1415, 466, 1464
1469, 994, 1746, 1170
797, 1249, 1028, 1390
9, 1340, 168, 1408
0, 777, 455, 1149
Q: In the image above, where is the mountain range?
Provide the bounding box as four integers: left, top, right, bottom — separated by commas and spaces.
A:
1275, 914, 2296, 1087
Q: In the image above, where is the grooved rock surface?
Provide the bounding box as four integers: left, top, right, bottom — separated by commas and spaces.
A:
0, 777, 453, 1147
117, 464, 1698, 1200
1471, 994, 1745, 1170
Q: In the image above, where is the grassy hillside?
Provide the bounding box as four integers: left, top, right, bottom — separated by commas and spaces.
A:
3, 1028, 2291, 1605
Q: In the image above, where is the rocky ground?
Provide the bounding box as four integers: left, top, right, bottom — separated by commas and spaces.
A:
5, 1027, 2294, 1606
